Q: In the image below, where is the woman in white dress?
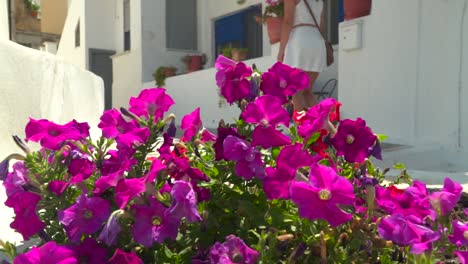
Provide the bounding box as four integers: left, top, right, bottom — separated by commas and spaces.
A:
277, 0, 327, 119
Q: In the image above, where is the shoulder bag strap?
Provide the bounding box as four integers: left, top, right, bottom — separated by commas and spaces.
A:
303, 0, 327, 41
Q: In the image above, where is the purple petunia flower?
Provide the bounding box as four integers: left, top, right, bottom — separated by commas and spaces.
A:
378, 213, 440, 254
3, 162, 29, 197
98, 209, 124, 246
330, 118, 377, 163
181, 107, 203, 141
115, 178, 146, 209
290, 164, 355, 226
101, 150, 137, 176
5, 191, 45, 241
129, 88, 175, 119
449, 220, 468, 247
455, 251, 468, 264
58, 195, 111, 243
262, 143, 314, 200
215, 55, 253, 104
213, 126, 244, 161
259, 62, 309, 104
167, 181, 202, 222
131, 197, 180, 246
98, 109, 150, 151
429, 177, 462, 216
209, 235, 259, 264
108, 248, 143, 264
25, 118, 89, 150
144, 158, 167, 183
69, 238, 107, 264
223, 136, 265, 180
49, 180, 69, 196
93, 170, 125, 195
13, 241, 77, 264
298, 98, 336, 140
68, 157, 94, 184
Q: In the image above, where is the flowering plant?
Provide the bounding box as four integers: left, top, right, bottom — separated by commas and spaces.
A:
258, 0, 284, 23
0, 55, 467, 263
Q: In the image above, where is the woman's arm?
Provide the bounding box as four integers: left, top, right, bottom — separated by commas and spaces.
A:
277, 0, 297, 62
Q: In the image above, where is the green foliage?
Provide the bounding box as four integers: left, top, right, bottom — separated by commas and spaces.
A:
153, 66, 177, 87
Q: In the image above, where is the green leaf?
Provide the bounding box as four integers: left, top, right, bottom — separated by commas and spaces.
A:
393, 163, 406, 170
164, 245, 173, 258
376, 134, 388, 142
271, 147, 281, 160
305, 132, 321, 147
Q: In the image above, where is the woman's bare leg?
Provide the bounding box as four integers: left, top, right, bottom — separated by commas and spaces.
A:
292, 71, 320, 111
303, 71, 319, 108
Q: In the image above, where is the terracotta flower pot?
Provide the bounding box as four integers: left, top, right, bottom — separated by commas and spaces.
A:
266, 17, 282, 44
30, 11, 38, 18
343, 0, 372, 20
188, 55, 203, 72
164, 68, 176, 77
231, 50, 248, 62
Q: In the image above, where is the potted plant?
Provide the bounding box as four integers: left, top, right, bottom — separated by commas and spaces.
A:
259, 0, 284, 44
343, 0, 372, 20
29, 1, 40, 18
182, 54, 207, 73
231, 48, 249, 62
153, 66, 177, 87
221, 47, 233, 59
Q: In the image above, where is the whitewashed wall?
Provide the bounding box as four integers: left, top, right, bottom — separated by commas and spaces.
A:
0, 0, 8, 40
0, 40, 104, 244
85, 0, 116, 68
56, 0, 86, 69
339, 0, 468, 149
112, 0, 142, 109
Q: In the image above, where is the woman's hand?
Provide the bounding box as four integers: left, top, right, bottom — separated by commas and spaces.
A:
277, 49, 285, 62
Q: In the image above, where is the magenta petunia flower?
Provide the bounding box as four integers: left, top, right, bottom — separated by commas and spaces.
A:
251, 125, 291, 149
429, 177, 462, 216
455, 251, 468, 264
129, 88, 175, 119
241, 95, 290, 128
108, 248, 143, 264
5, 191, 45, 240
330, 118, 377, 163
262, 143, 314, 200
98, 109, 150, 151
167, 181, 202, 222
449, 220, 468, 247
215, 55, 253, 104
101, 150, 137, 176
115, 178, 146, 209
181, 107, 203, 141
93, 170, 125, 195
98, 210, 123, 246
259, 62, 309, 104
144, 158, 167, 183
25, 118, 89, 150
68, 157, 94, 184
290, 164, 355, 226
201, 129, 217, 142
69, 238, 107, 264
298, 98, 336, 140
49, 180, 69, 196
13, 241, 77, 264
378, 214, 440, 254
213, 126, 244, 161
58, 195, 111, 243
131, 197, 180, 246
223, 136, 265, 180
209, 235, 259, 264
375, 183, 434, 220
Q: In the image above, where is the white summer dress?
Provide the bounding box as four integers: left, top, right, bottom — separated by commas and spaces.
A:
283, 0, 327, 72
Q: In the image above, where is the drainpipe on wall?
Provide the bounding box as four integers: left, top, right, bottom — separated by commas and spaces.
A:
458, 0, 467, 148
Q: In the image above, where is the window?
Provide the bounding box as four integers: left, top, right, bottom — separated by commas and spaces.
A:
123, 0, 131, 51
166, 0, 197, 50
75, 20, 80, 47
